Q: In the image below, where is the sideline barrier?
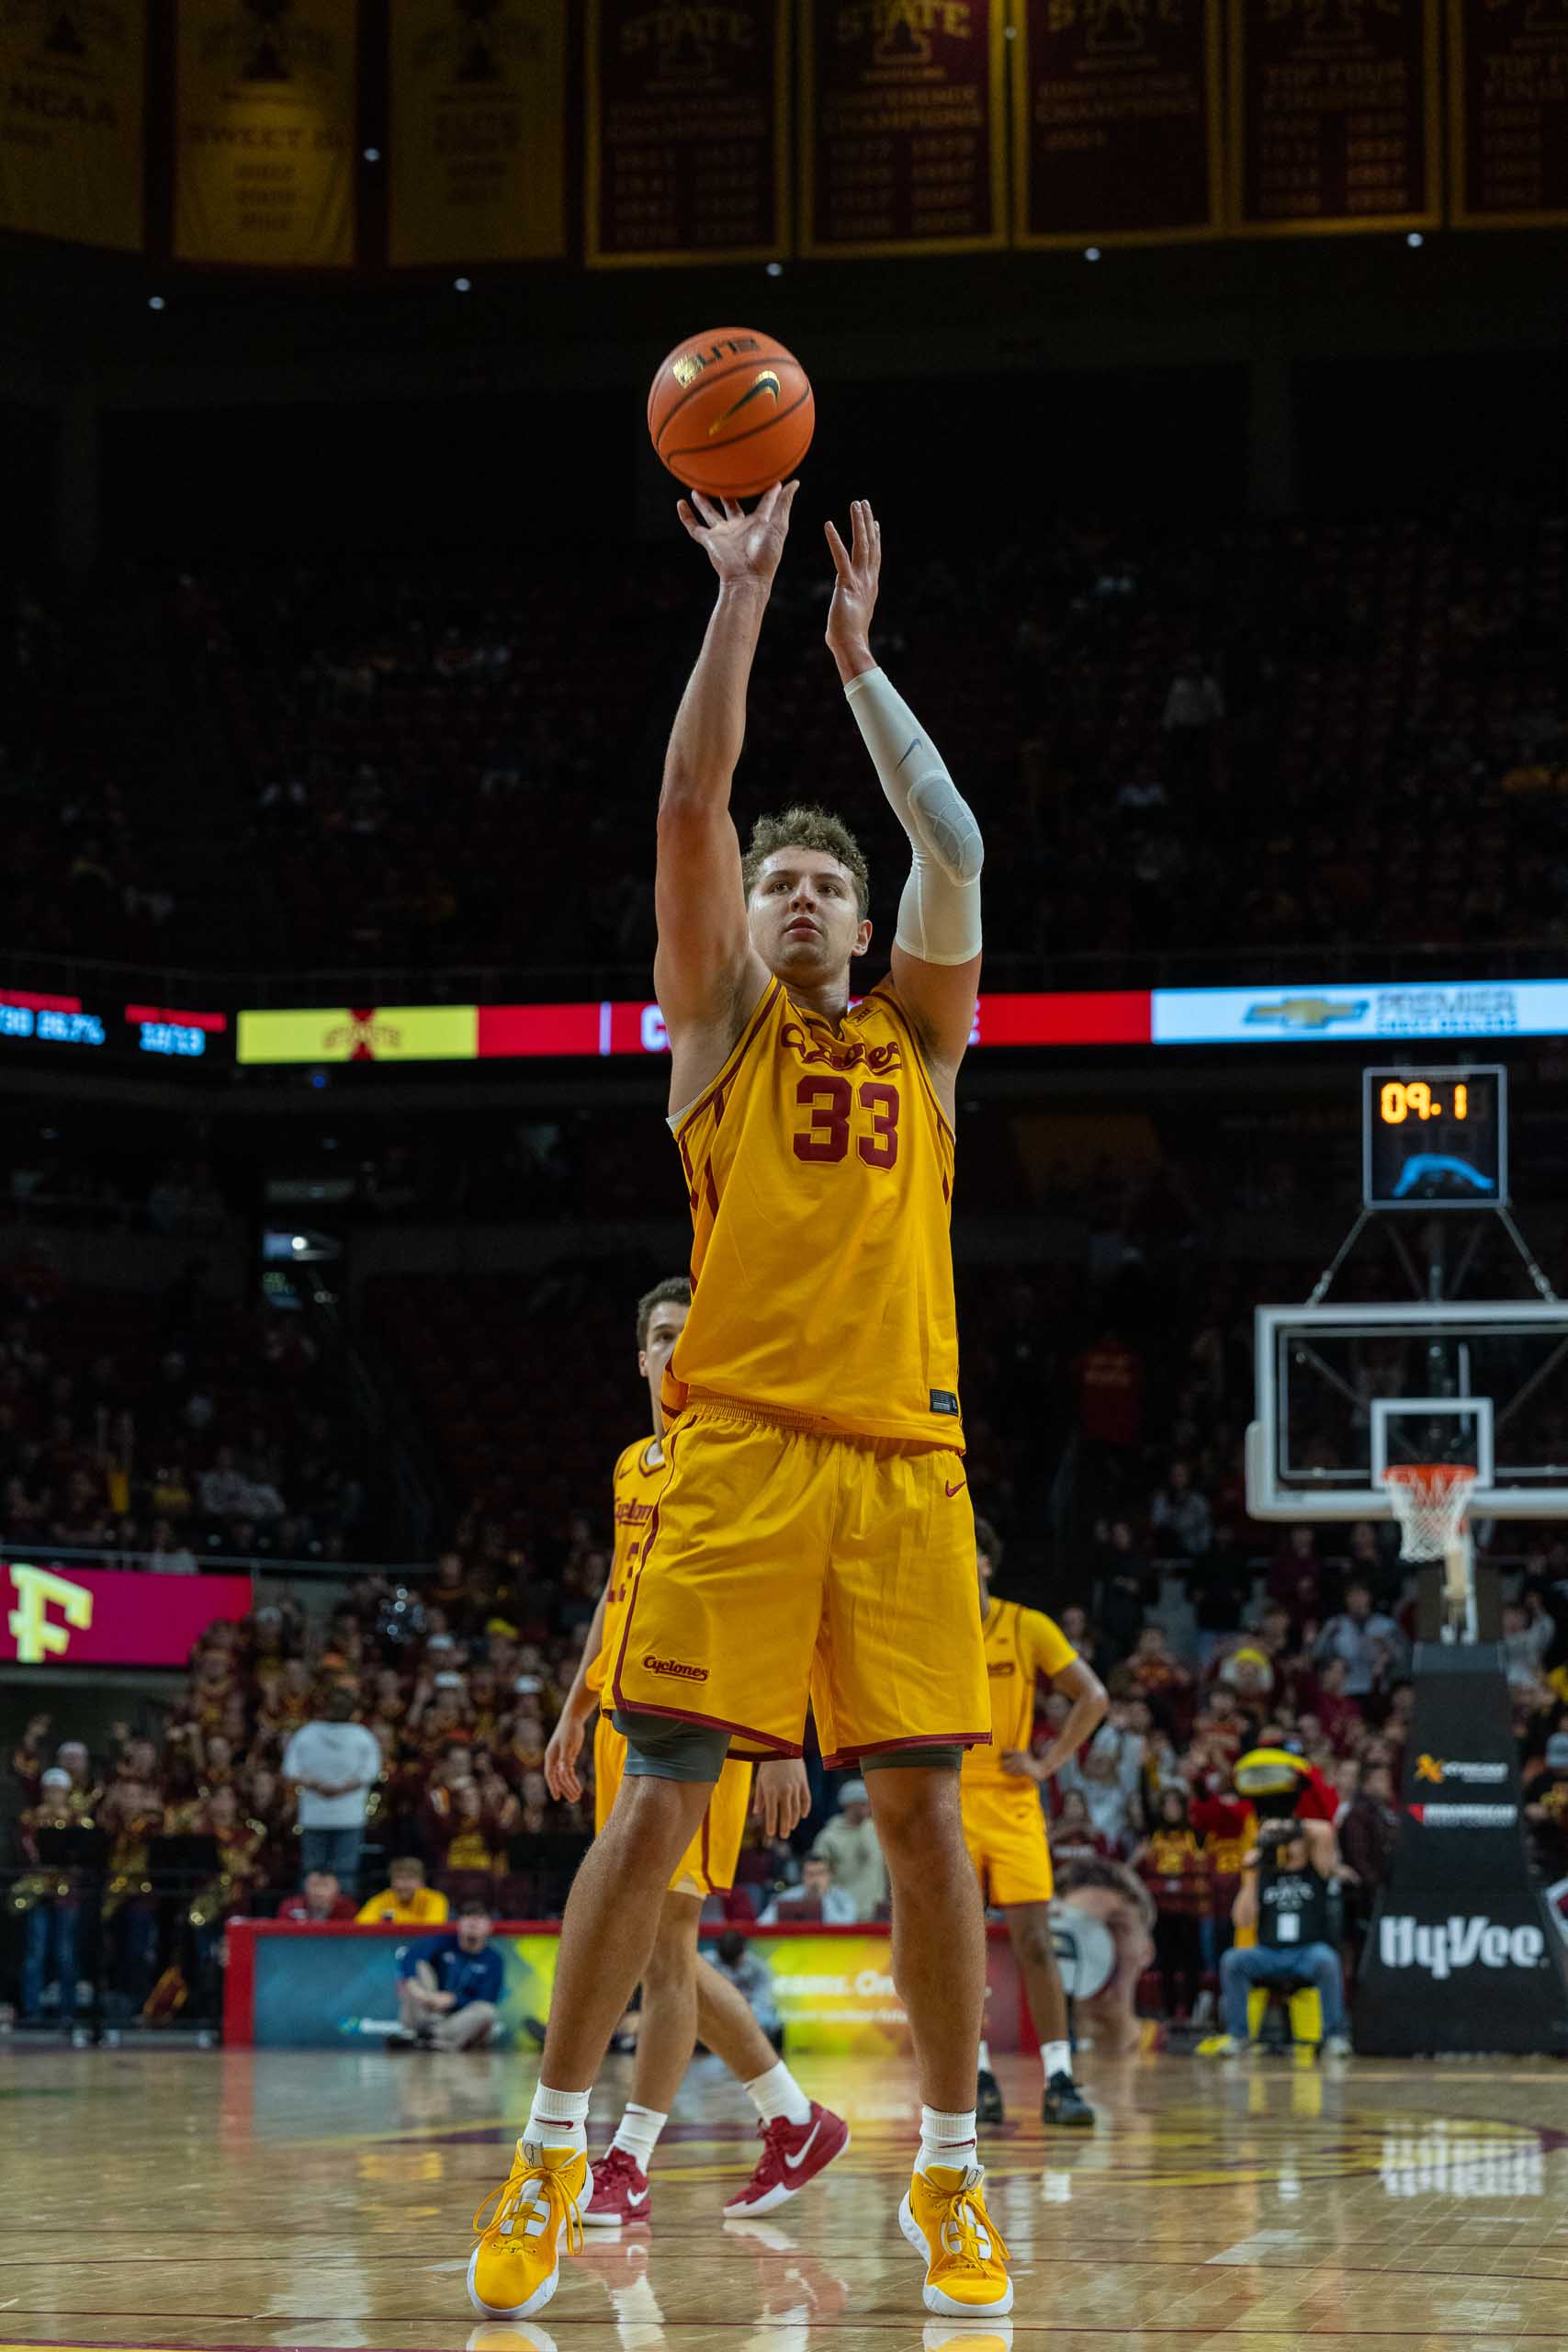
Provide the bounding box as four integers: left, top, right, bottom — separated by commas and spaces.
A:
225, 1918, 1027, 2054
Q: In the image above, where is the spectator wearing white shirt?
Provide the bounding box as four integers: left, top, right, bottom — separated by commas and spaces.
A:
760, 1856, 857, 1928
149, 1517, 198, 1575
281, 1686, 382, 1892
1313, 1580, 1410, 1699
810, 1779, 889, 1921
1150, 1461, 1213, 1560
198, 1447, 253, 1521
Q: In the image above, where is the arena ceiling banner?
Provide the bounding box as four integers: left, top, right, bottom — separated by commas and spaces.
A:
1227, 0, 1441, 239
798, 0, 1009, 258
0, 0, 146, 252
1011, 0, 1223, 252
389, 0, 565, 267
1448, 0, 1568, 231
584, 0, 790, 267
174, 0, 357, 266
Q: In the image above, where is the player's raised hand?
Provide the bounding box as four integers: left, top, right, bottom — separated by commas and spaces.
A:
544, 1713, 585, 1805
677, 481, 799, 589
754, 1756, 810, 1840
824, 497, 881, 662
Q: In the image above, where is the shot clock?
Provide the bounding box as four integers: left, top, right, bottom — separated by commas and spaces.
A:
1362, 1065, 1506, 1209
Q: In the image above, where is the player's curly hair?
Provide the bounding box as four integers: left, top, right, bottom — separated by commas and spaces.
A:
636, 1274, 691, 1351
742, 805, 870, 919
1055, 1854, 1157, 1933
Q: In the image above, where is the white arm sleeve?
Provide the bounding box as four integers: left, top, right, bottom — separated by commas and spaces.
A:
844, 666, 982, 967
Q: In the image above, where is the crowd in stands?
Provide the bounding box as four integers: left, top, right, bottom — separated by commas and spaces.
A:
5, 500, 1566, 985
0, 1272, 366, 1569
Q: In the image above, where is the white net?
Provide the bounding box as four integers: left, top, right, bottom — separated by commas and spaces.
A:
1382, 1463, 1477, 1563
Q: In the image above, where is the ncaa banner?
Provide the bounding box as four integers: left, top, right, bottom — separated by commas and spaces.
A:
0, 0, 145, 251
586, 0, 789, 267
1449, 0, 1568, 230
389, 0, 565, 267
175, 0, 356, 266
1228, 0, 1440, 238
1012, 0, 1222, 252
800, 0, 1008, 258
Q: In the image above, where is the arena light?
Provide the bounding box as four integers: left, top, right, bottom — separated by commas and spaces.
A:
765, 261, 784, 277
454, 277, 472, 292
1407, 231, 1425, 247
1084, 247, 1101, 262
363, 146, 380, 163
148, 295, 165, 311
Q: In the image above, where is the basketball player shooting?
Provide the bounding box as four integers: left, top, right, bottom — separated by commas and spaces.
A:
467, 485, 1010, 2324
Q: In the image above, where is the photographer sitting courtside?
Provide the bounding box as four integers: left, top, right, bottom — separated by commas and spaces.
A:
1206, 1816, 1350, 2057
396, 1899, 503, 2049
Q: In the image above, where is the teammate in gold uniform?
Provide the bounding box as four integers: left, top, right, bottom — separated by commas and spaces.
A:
470, 491, 1010, 2325
545, 1279, 845, 2228
963, 1520, 1107, 2131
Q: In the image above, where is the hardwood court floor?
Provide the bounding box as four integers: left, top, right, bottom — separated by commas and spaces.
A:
3, 2042, 1568, 2350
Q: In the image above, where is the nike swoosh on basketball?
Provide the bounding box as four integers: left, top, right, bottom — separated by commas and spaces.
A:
784, 2120, 821, 2169
945, 1479, 967, 1498
709, 369, 781, 435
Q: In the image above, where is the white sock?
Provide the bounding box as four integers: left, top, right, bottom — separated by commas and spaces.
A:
976, 2039, 993, 2073
917, 2104, 977, 2177
611, 2101, 667, 2171
525, 2082, 591, 2154
744, 2058, 813, 2127
1042, 2039, 1072, 2082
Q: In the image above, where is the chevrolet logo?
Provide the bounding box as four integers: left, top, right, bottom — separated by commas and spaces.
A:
709, 370, 781, 435
1243, 995, 1369, 1032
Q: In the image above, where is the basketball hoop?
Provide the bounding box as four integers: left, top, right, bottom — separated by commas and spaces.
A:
1382, 1463, 1477, 1562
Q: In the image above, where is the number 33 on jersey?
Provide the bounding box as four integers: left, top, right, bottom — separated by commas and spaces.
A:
665, 978, 964, 1448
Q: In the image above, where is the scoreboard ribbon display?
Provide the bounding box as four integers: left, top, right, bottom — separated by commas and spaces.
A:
1012, 0, 1222, 251
799, 0, 1007, 258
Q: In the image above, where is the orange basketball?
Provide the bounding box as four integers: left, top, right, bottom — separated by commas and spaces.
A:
648, 325, 814, 501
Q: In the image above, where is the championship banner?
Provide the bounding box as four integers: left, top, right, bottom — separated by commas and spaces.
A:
586, 0, 788, 267
800, 0, 1007, 257
1228, 0, 1440, 237
1449, 0, 1568, 230
0, 0, 145, 252
1012, 0, 1222, 250
389, 0, 565, 267
175, 0, 357, 266
1, 1560, 253, 1668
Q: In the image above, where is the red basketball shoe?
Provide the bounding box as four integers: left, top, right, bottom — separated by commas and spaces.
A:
583, 2144, 651, 2229
722, 2100, 851, 2217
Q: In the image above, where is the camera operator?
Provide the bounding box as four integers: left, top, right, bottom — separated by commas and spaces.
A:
1211, 1815, 1350, 2057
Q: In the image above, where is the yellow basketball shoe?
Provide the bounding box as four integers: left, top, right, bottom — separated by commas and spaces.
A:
468, 2137, 591, 2320
899, 2162, 1013, 2318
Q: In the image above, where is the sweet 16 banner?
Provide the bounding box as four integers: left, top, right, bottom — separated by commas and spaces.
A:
175, 0, 357, 266
1, 1561, 253, 1668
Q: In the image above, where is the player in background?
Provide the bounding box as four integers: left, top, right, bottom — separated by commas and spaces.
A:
544, 1276, 847, 2228
963, 1519, 1108, 2130
466, 487, 1010, 2325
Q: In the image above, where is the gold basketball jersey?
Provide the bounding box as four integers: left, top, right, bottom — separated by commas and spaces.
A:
664, 978, 962, 1446
584, 1435, 668, 1699
963, 1599, 1077, 1787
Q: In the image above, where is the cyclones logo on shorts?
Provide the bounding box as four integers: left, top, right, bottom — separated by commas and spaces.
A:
643, 1653, 709, 1681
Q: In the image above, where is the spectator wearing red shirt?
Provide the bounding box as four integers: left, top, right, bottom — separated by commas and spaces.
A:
277, 1869, 358, 1922
1075, 1329, 1144, 1451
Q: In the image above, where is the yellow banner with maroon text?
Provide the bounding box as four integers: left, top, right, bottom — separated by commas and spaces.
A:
389, 0, 566, 266
175, 0, 356, 266
0, 0, 145, 252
